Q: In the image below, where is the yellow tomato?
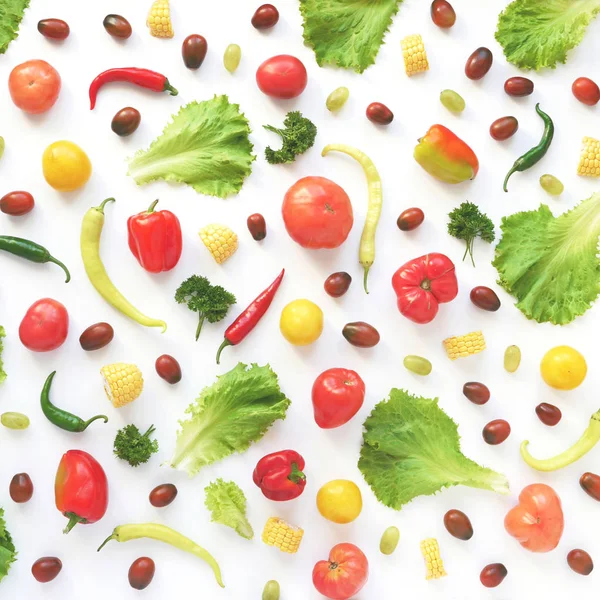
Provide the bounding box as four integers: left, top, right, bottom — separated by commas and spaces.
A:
540, 345, 587, 390
316, 479, 362, 524
42, 140, 92, 191
280, 299, 323, 346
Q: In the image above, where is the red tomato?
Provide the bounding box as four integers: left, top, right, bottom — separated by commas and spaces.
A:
8, 60, 61, 114
313, 543, 368, 600
19, 298, 68, 352
572, 77, 600, 106
312, 368, 365, 429
282, 176, 353, 249
256, 55, 307, 99
504, 484, 564, 553
391, 253, 458, 324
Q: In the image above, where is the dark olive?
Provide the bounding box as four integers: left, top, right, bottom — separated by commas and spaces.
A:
0, 191, 34, 216
324, 272, 352, 298
480, 563, 507, 588
430, 0, 456, 28
129, 557, 155, 590
247, 213, 267, 241
535, 403, 562, 426
580, 472, 600, 501
32, 557, 62, 583
103, 14, 132, 39
79, 322, 114, 351
567, 549, 594, 576
504, 77, 534, 97
342, 321, 380, 348
155, 355, 182, 385
37, 19, 70, 40
111, 107, 141, 137
443, 509, 473, 540
251, 4, 280, 30
482, 419, 510, 445
470, 286, 501, 311
149, 483, 178, 507
463, 382, 490, 405
9, 473, 33, 503
366, 102, 393, 125
465, 47, 493, 80
490, 116, 518, 141
397, 207, 424, 231
182, 34, 208, 69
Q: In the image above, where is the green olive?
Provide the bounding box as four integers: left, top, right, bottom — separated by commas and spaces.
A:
380, 526, 400, 555
326, 87, 350, 112
1, 412, 30, 430
403, 355, 432, 376
262, 580, 280, 600
504, 345, 521, 373
539, 174, 564, 196
440, 89, 466, 114
224, 44, 241, 73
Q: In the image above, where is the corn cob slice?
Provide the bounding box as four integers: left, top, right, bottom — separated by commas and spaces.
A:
401, 34, 429, 76
262, 517, 304, 554
199, 224, 238, 264
420, 538, 447, 580
443, 330, 486, 360
147, 0, 174, 38
577, 137, 600, 177
101, 363, 144, 408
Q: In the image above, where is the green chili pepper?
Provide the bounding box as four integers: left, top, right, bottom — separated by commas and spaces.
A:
503, 104, 554, 192
98, 523, 224, 588
0, 236, 71, 282
41, 371, 108, 433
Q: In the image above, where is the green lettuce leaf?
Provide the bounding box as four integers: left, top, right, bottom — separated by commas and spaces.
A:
359, 389, 508, 510
205, 479, 254, 540
0, 0, 30, 55
170, 363, 290, 477
0, 509, 16, 584
299, 0, 403, 73
0, 327, 5, 385
493, 193, 600, 325
128, 95, 255, 198
496, 0, 600, 70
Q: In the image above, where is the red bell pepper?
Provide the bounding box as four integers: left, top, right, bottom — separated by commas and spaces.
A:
391, 253, 458, 324
127, 199, 182, 273
55, 449, 108, 533
253, 450, 306, 501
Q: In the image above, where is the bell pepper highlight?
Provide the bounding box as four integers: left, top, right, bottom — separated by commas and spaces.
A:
253, 450, 306, 501
414, 124, 479, 184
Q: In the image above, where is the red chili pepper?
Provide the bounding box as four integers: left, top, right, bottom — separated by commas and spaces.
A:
253, 450, 306, 501
54, 450, 108, 534
127, 199, 182, 273
216, 268, 284, 364
89, 68, 178, 110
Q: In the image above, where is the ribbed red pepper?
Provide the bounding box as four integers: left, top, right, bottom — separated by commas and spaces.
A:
127, 199, 182, 273
253, 450, 306, 501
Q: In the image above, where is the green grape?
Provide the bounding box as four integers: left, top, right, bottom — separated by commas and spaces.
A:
539, 174, 564, 196
1, 412, 30, 430
262, 580, 280, 600
0, 136, 4, 160
326, 87, 349, 112
440, 89, 466, 114
504, 345, 521, 373
380, 526, 400, 555
224, 44, 241, 73
403, 355, 432, 376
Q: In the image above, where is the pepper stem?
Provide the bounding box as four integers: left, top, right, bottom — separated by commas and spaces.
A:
163, 79, 178, 96
97, 533, 116, 552
363, 266, 370, 294
147, 199, 160, 213
195, 314, 206, 341
503, 168, 517, 192
288, 462, 306, 484
80, 414, 109, 431
216, 339, 232, 365
97, 198, 116, 213
63, 512, 87, 534
47, 256, 72, 283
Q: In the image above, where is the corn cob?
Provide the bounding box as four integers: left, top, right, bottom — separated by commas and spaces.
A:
443, 330, 486, 360
577, 137, 600, 177
101, 363, 144, 408
147, 0, 174, 38
199, 224, 238, 264
262, 517, 304, 554
401, 34, 429, 76
420, 538, 447, 580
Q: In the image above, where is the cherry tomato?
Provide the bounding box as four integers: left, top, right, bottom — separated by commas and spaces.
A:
397, 207, 424, 231
37, 19, 70, 40
9, 60, 61, 114
443, 509, 473, 540
256, 55, 307, 99
103, 14, 132, 39
19, 298, 69, 352
540, 345, 587, 390
462, 381, 490, 405
490, 116, 518, 141
182, 34, 208, 69
470, 286, 501, 311
342, 322, 380, 348
504, 77, 534, 97
282, 176, 353, 249
580, 472, 600, 501
324, 272, 352, 297
0, 191, 35, 216
312, 368, 365, 429
313, 543, 368, 600
32, 557, 62, 583
366, 102, 393, 125
252, 4, 279, 29
465, 47, 493, 80
572, 77, 600, 106
155, 354, 182, 384
482, 419, 510, 445
149, 483, 178, 507
480, 563, 507, 588
247, 213, 267, 241
504, 484, 564, 553
111, 107, 141, 137
9, 473, 34, 503
129, 557, 155, 590
535, 403, 562, 426
79, 322, 114, 351
567, 549, 593, 575
430, 0, 456, 28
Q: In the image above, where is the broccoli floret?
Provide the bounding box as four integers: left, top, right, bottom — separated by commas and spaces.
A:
448, 202, 495, 267
263, 111, 317, 164
175, 275, 236, 340
114, 424, 159, 467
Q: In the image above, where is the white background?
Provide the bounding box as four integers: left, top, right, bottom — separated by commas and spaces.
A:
1, 1, 599, 598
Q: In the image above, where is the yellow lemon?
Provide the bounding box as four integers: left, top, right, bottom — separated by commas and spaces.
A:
280, 299, 323, 346
540, 345, 587, 390
42, 140, 92, 191
317, 479, 362, 524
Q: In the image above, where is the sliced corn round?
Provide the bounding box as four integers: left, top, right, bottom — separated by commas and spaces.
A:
101, 363, 144, 408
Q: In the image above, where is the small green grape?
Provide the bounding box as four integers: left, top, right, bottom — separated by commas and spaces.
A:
380, 526, 400, 555
440, 89, 465, 114
262, 580, 280, 600
326, 87, 349, 112
539, 174, 564, 196
504, 345, 521, 373
1, 412, 30, 430
403, 355, 432, 376
0, 136, 5, 160
224, 44, 241, 73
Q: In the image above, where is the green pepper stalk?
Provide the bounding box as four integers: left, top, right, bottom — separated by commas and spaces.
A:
521, 409, 600, 471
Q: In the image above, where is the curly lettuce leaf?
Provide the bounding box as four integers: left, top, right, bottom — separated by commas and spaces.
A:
205, 479, 254, 540
0, 327, 5, 385
0, 0, 30, 55
496, 0, 600, 70
493, 193, 600, 324
128, 95, 255, 198
359, 389, 508, 510
299, 0, 403, 73
170, 363, 290, 477
0, 509, 16, 584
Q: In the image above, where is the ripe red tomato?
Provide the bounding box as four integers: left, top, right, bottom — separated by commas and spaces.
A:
9, 59, 61, 114
504, 484, 564, 553
19, 298, 68, 352
312, 368, 365, 429
313, 543, 368, 600
256, 55, 307, 99
282, 176, 353, 249
572, 77, 600, 106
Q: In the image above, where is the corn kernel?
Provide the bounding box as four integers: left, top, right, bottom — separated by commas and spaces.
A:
420, 538, 447, 580
443, 330, 486, 360
147, 0, 174, 38
401, 34, 429, 76
199, 224, 238, 264
262, 517, 304, 554
101, 363, 144, 408
578, 137, 600, 177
